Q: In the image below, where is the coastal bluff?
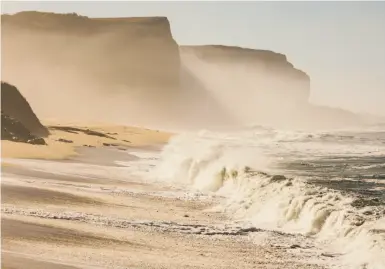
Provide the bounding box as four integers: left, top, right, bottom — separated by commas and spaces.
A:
1, 11, 181, 91
180, 45, 310, 106
1, 11, 181, 123
179, 45, 361, 128
2, 11, 359, 129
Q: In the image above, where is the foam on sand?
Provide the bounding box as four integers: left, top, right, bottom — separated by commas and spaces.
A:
154, 130, 385, 269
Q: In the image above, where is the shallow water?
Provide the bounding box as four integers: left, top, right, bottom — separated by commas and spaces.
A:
153, 125, 385, 269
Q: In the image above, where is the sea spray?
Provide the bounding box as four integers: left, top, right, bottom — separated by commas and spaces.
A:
154, 129, 385, 269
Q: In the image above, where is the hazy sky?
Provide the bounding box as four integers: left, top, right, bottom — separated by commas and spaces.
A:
2, 1, 385, 116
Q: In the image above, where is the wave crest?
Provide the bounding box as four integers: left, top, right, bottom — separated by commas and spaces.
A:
154, 132, 385, 269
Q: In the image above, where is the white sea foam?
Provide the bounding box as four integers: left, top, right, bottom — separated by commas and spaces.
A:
352, 163, 385, 170
153, 129, 385, 269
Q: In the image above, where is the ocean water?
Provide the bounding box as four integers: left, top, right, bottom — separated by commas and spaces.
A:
2, 124, 384, 268
153, 125, 385, 269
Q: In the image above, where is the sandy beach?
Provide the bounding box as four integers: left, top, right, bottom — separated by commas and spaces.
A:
1, 121, 171, 160
1, 5, 384, 269
1, 123, 328, 269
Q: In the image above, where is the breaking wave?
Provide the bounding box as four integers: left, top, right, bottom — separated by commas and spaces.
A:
154, 129, 385, 269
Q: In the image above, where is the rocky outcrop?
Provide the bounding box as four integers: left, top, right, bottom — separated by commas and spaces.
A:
1, 11, 181, 91
1, 82, 49, 137
1, 111, 46, 145
180, 45, 310, 106
1, 82, 48, 144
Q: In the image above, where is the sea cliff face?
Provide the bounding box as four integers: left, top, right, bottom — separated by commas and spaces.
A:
180, 45, 310, 106
1, 12, 360, 129
179, 45, 312, 126
1, 12, 180, 90
1, 12, 182, 123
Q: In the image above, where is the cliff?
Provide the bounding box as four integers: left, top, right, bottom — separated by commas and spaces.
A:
1, 11, 180, 91
1, 12, 359, 130
1, 82, 49, 144
1, 11, 182, 124
180, 45, 310, 106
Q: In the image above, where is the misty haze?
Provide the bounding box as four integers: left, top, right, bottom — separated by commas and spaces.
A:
1, 2, 384, 269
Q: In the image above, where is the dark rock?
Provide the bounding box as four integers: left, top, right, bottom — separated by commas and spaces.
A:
183, 214, 189, 218
27, 137, 46, 145
321, 253, 337, 258
1, 82, 48, 145
84, 129, 115, 139
270, 175, 287, 182
1, 111, 46, 145
122, 139, 131, 143
239, 227, 260, 233
351, 197, 382, 209
363, 210, 373, 216
352, 218, 365, 227
59, 129, 78, 134
83, 144, 95, 148
244, 166, 252, 173
103, 142, 119, 147
290, 244, 301, 249
57, 138, 73, 143
370, 229, 385, 234
48, 126, 116, 140
1, 82, 49, 137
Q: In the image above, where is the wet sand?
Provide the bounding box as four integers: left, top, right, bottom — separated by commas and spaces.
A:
2, 252, 79, 269
1, 127, 327, 269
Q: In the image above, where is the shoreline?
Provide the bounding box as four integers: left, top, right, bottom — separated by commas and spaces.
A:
1, 129, 327, 269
